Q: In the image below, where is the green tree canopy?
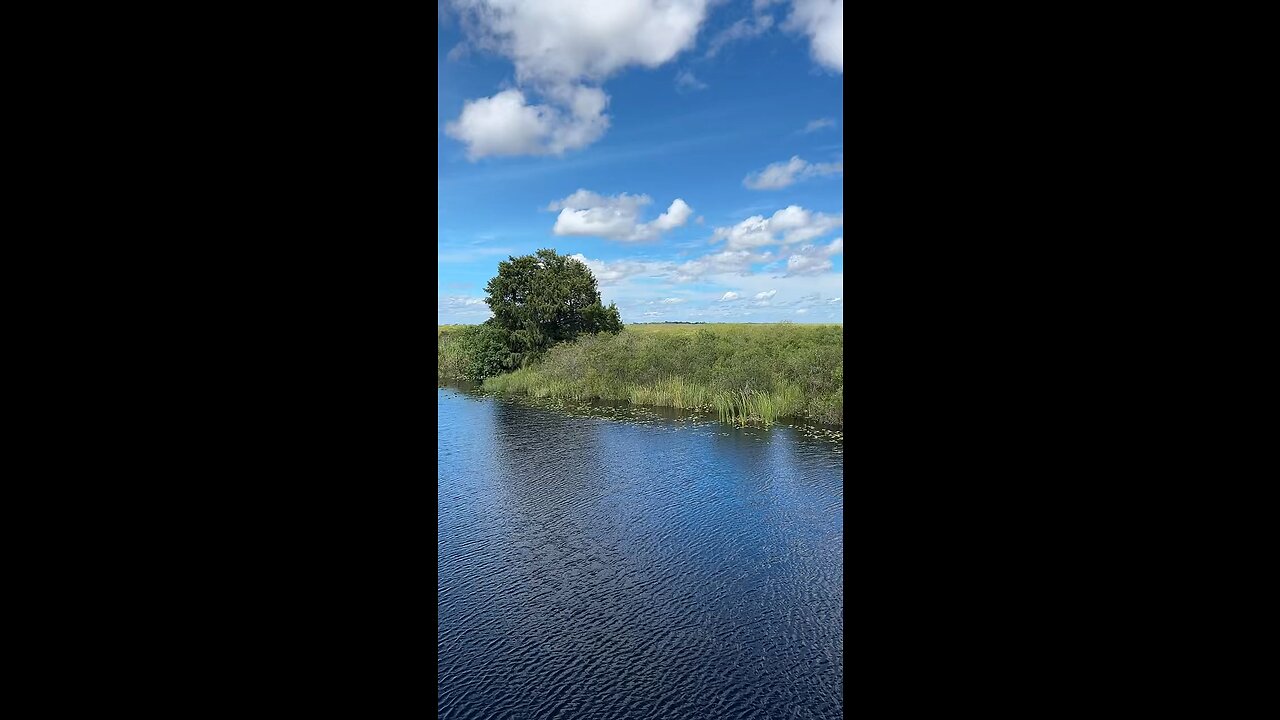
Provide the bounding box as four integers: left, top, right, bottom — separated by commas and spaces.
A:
484, 249, 622, 365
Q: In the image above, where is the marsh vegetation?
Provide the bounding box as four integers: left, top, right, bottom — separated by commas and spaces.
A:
441, 323, 843, 426
438, 249, 842, 427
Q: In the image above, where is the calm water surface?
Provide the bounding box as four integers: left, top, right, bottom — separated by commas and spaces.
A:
438, 386, 843, 720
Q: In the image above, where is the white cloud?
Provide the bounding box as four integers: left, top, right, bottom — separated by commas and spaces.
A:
706, 14, 774, 57
447, 0, 711, 157
743, 155, 842, 189
439, 294, 495, 323
445, 90, 548, 159
543, 84, 611, 153
675, 249, 772, 281
562, 243, 843, 321
695, 215, 705, 225
802, 117, 835, 133
551, 190, 650, 238
766, 206, 842, 244
454, 0, 711, 86
554, 247, 843, 322
712, 205, 842, 250
547, 189, 625, 212
444, 88, 610, 160
784, 236, 843, 276
796, 308, 809, 314
713, 215, 772, 249
675, 69, 707, 91
551, 190, 692, 241
651, 198, 693, 231
660, 297, 686, 304
567, 253, 675, 285
702, 272, 844, 309
784, 0, 842, 73
828, 296, 842, 303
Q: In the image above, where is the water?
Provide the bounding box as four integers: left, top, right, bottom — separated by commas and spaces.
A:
438, 386, 844, 720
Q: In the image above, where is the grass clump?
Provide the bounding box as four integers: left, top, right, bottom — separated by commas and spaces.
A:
450, 323, 842, 426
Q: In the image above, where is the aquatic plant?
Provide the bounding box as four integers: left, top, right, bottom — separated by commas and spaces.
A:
447, 323, 842, 426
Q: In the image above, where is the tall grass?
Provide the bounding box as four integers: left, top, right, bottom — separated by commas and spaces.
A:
437, 330, 469, 380
461, 323, 843, 426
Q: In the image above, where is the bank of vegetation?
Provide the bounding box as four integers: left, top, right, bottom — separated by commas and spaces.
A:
440, 323, 843, 426
437, 249, 843, 426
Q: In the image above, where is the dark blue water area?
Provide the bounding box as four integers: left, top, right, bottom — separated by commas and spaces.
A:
439, 386, 843, 720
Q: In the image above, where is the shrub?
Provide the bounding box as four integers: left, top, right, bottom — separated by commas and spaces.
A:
438, 323, 515, 381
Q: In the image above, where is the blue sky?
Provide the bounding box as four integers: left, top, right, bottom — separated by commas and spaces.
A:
438, 0, 843, 324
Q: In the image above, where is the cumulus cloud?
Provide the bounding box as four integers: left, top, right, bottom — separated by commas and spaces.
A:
711, 205, 842, 250
796, 308, 809, 314
784, 0, 842, 73
675, 249, 772, 281
567, 253, 675, 285
651, 198, 693, 231
711, 215, 772, 249
447, 0, 711, 157
783, 236, 843, 276
802, 117, 835, 133
445, 87, 610, 160
445, 90, 548, 159
660, 297, 686, 304
743, 156, 843, 189
720, 291, 740, 301
550, 190, 692, 241
675, 69, 707, 92
754, 289, 777, 300
454, 0, 711, 86
551, 190, 650, 238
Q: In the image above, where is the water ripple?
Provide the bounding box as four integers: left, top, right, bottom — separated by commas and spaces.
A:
439, 387, 843, 720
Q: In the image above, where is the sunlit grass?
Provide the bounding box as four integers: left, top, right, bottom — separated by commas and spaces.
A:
453, 323, 843, 426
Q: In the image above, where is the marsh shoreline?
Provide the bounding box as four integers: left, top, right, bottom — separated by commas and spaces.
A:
440, 323, 844, 427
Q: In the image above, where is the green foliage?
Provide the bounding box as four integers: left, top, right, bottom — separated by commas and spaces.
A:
476, 323, 844, 426
437, 322, 516, 381
484, 248, 622, 366
439, 248, 622, 380
582, 300, 623, 335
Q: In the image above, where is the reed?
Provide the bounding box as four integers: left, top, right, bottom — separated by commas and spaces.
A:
442, 323, 843, 426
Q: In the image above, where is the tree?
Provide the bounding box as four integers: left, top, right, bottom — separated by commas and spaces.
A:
484, 248, 622, 365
